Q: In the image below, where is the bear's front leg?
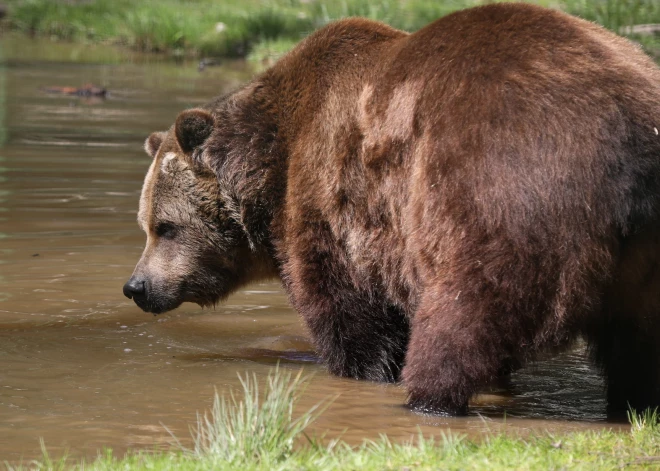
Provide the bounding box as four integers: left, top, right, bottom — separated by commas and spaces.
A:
302, 291, 410, 383
283, 230, 410, 383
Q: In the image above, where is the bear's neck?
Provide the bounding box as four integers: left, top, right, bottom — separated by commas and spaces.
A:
203, 80, 289, 260
207, 26, 403, 260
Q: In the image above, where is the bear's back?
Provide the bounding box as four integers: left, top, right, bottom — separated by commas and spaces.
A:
398, 3, 658, 82
275, 2, 660, 303
382, 3, 660, 239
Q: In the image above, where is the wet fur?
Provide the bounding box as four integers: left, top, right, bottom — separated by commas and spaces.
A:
132, 3, 660, 414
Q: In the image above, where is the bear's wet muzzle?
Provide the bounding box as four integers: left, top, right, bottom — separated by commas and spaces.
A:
123, 277, 145, 300
123, 275, 185, 314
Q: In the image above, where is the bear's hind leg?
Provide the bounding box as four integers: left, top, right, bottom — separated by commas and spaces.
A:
402, 287, 527, 415
586, 231, 660, 415
587, 316, 660, 416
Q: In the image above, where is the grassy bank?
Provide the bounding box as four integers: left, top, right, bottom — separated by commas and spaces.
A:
10, 368, 660, 471
2, 0, 660, 62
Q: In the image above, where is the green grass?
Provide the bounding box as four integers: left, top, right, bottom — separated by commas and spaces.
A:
563, 0, 660, 57
7, 368, 660, 471
563, 0, 660, 34
3, 0, 660, 61
184, 368, 324, 465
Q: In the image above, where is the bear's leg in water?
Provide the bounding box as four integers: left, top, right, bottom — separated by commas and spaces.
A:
286, 221, 410, 383
403, 291, 498, 414
585, 230, 660, 416
401, 271, 548, 416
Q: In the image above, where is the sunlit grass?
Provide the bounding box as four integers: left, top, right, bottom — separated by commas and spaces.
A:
4, 0, 660, 61
629, 407, 660, 433
563, 0, 660, 57
562, 0, 660, 34
184, 368, 324, 465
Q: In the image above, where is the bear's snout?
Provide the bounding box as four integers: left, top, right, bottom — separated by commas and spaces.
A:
122, 275, 182, 314
123, 276, 146, 300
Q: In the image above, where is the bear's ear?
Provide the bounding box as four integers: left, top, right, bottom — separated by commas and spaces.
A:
175, 109, 215, 155
144, 132, 166, 158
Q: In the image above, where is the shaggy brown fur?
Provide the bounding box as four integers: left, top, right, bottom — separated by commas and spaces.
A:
125, 3, 660, 415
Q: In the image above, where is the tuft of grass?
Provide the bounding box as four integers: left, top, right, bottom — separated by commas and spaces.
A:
629, 407, 660, 433
4, 439, 70, 471
184, 367, 324, 466
120, 6, 192, 54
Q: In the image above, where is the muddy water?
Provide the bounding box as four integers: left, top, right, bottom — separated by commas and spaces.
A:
0, 36, 620, 462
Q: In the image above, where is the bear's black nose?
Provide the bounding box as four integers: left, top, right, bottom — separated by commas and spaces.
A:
123, 277, 146, 299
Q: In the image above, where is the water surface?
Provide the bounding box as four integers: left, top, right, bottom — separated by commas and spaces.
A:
0, 36, 620, 462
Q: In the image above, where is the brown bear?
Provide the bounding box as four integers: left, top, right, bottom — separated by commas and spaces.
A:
123, 2, 660, 415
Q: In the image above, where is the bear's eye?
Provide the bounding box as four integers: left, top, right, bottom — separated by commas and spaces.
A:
155, 222, 179, 240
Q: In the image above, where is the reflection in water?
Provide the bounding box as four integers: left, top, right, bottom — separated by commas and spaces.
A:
0, 37, 620, 462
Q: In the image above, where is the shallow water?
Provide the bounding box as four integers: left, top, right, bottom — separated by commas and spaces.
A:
0, 36, 622, 462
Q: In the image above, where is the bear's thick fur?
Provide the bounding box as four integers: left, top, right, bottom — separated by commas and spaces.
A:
125, 3, 660, 415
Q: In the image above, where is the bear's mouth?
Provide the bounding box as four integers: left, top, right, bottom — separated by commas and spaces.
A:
131, 294, 183, 315
126, 274, 235, 315
131, 288, 221, 314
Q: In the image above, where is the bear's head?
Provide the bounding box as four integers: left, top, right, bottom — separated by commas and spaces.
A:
123, 108, 275, 314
